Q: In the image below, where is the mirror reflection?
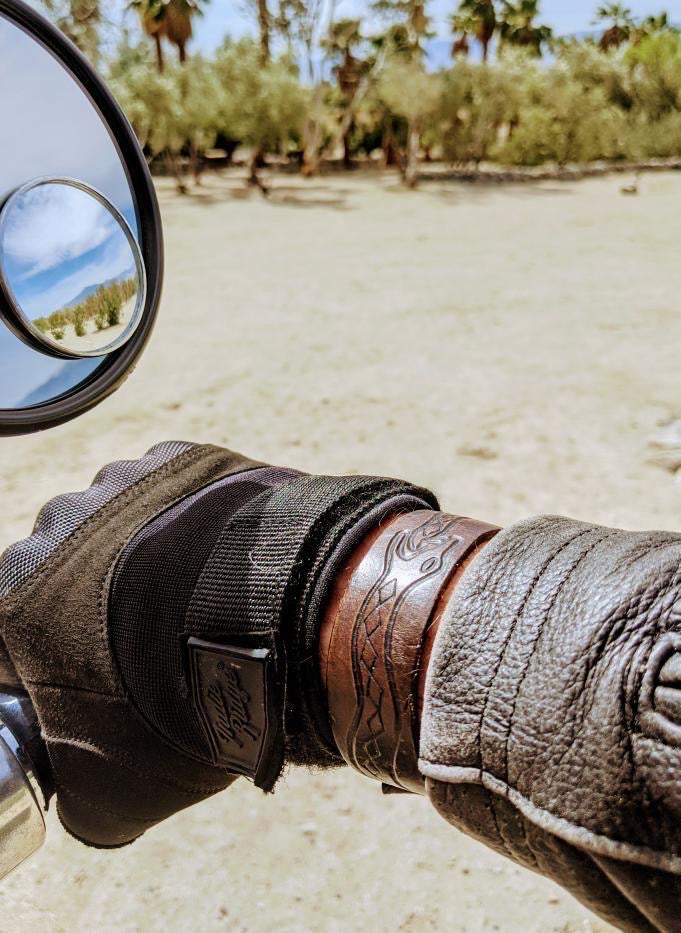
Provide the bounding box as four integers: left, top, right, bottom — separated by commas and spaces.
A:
0, 180, 145, 358
0, 12, 141, 410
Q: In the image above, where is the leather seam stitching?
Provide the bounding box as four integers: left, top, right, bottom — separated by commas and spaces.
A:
420, 763, 681, 872
56, 785, 160, 825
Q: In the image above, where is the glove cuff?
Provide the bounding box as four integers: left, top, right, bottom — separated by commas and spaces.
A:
112, 469, 438, 790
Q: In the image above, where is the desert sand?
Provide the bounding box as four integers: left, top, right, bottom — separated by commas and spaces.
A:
1, 169, 680, 932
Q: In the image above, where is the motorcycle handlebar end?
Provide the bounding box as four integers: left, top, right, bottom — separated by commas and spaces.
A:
0, 690, 48, 880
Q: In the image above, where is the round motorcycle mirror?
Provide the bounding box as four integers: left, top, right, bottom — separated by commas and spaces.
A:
0, 0, 162, 436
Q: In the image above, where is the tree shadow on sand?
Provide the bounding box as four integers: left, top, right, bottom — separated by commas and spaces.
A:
167, 179, 353, 211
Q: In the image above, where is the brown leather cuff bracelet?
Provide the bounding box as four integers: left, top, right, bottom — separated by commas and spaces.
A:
321, 511, 499, 795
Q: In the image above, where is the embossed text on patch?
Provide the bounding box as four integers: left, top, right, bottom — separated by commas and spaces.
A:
188, 638, 272, 778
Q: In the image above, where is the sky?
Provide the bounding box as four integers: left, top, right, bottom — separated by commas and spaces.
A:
185, 0, 680, 53
3, 183, 136, 320
0, 12, 134, 408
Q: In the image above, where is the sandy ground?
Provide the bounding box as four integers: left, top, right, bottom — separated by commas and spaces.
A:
1, 169, 681, 932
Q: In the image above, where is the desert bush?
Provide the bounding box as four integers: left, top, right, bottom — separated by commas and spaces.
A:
438, 59, 521, 165
214, 39, 310, 158
376, 60, 444, 183
33, 278, 137, 341
72, 306, 87, 337
626, 30, 681, 120
497, 63, 628, 165
105, 293, 123, 327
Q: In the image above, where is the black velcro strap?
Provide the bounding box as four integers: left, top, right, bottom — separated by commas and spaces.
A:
108, 467, 300, 769
186, 474, 438, 790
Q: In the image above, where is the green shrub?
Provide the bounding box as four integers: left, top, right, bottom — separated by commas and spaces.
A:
106, 296, 123, 327
72, 306, 87, 337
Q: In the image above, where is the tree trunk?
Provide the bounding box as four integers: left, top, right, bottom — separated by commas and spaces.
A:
482, 38, 489, 63
301, 142, 322, 177
257, 0, 270, 65
301, 81, 325, 177
165, 151, 187, 195
322, 45, 388, 167
154, 32, 164, 73
342, 118, 354, 169
177, 40, 187, 64
404, 120, 421, 189
248, 148, 270, 196
190, 141, 202, 185
381, 125, 401, 169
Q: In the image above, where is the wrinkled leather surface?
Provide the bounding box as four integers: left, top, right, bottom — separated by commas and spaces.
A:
420, 516, 681, 931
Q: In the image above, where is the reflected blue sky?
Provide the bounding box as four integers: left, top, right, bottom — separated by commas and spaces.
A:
0, 13, 138, 410
2, 184, 136, 323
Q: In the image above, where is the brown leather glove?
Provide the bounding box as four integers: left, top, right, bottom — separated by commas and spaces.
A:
420, 516, 681, 932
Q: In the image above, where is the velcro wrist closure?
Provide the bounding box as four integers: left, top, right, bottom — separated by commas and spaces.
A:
110, 470, 438, 792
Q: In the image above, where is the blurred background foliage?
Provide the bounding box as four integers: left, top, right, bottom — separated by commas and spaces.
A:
39, 1, 681, 190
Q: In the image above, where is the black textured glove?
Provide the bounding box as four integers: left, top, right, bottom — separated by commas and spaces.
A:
0, 442, 436, 847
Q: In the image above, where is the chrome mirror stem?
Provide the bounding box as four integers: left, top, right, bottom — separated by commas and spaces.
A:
0, 690, 48, 879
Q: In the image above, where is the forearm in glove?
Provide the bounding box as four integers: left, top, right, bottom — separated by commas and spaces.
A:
420, 516, 681, 931
2, 441, 681, 932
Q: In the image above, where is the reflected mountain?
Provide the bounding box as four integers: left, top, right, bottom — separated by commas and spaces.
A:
17, 358, 101, 409
65, 270, 135, 310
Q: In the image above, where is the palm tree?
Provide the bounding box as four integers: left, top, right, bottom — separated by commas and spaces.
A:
499, 0, 552, 57
451, 11, 473, 58
453, 0, 496, 63
324, 19, 365, 99
164, 0, 202, 64
129, 0, 206, 71
129, 0, 166, 71
322, 19, 368, 165
451, 29, 470, 58
372, 1, 431, 55
594, 4, 634, 51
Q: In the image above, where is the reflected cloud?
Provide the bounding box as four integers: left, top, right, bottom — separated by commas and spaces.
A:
2, 183, 138, 319
5, 183, 118, 278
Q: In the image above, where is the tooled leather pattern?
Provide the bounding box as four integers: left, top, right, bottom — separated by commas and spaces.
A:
420, 515, 681, 931
348, 513, 465, 781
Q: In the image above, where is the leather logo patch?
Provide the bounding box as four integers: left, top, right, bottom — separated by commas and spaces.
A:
188, 638, 272, 778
